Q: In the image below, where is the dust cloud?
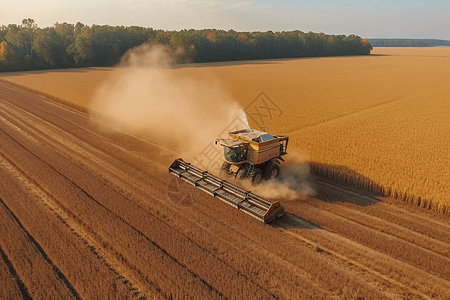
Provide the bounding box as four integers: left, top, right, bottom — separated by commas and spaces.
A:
242, 151, 316, 200
90, 43, 314, 200
89, 44, 247, 159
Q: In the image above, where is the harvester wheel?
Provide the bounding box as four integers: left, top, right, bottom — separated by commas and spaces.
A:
220, 162, 231, 176
265, 163, 280, 180
236, 167, 248, 180
249, 168, 263, 184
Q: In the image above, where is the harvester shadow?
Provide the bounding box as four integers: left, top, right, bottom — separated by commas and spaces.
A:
309, 162, 383, 207
270, 212, 321, 230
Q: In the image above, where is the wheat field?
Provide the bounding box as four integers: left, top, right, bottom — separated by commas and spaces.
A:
1, 47, 449, 213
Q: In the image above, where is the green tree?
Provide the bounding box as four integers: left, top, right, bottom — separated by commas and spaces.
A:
0, 41, 21, 71
33, 26, 74, 67
54, 22, 76, 66
0, 21, 373, 71
0, 25, 8, 42
21, 18, 37, 66
71, 25, 93, 66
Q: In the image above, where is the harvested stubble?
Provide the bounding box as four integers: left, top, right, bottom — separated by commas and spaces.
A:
0, 245, 24, 300
285, 203, 450, 299
0, 198, 75, 299
0, 153, 135, 299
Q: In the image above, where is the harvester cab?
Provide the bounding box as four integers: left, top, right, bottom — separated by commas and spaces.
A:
220, 139, 247, 163
216, 129, 289, 184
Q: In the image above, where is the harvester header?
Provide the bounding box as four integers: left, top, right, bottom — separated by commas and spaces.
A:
169, 158, 284, 223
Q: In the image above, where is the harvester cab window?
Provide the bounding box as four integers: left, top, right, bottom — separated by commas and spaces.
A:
224, 146, 245, 163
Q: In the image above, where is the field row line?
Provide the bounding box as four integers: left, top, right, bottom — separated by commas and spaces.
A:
0, 243, 30, 300
285, 201, 450, 297
0, 149, 148, 299
0, 89, 339, 299
314, 178, 450, 253
303, 198, 450, 279
0, 196, 81, 299
0, 93, 235, 296
0, 94, 401, 298
0, 88, 293, 296
277, 227, 432, 300
0, 117, 250, 299
0, 123, 166, 299
0, 80, 180, 158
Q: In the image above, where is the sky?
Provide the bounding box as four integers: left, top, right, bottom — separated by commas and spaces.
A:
1, 0, 449, 39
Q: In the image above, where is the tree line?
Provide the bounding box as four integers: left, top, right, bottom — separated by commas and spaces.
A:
368, 38, 450, 47
0, 19, 372, 71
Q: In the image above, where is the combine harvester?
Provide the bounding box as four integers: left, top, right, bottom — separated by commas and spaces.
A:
169, 129, 288, 223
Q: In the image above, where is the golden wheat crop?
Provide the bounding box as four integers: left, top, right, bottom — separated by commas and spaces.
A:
1, 47, 449, 213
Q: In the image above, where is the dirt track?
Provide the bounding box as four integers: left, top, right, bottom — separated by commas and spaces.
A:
0, 82, 449, 300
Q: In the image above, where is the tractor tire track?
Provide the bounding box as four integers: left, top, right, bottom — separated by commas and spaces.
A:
0, 81, 336, 299
0, 244, 30, 300
0, 95, 328, 299
0, 88, 278, 299
0, 153, 144, 300
0, 124, 227, 300
0, 196, 78, 300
